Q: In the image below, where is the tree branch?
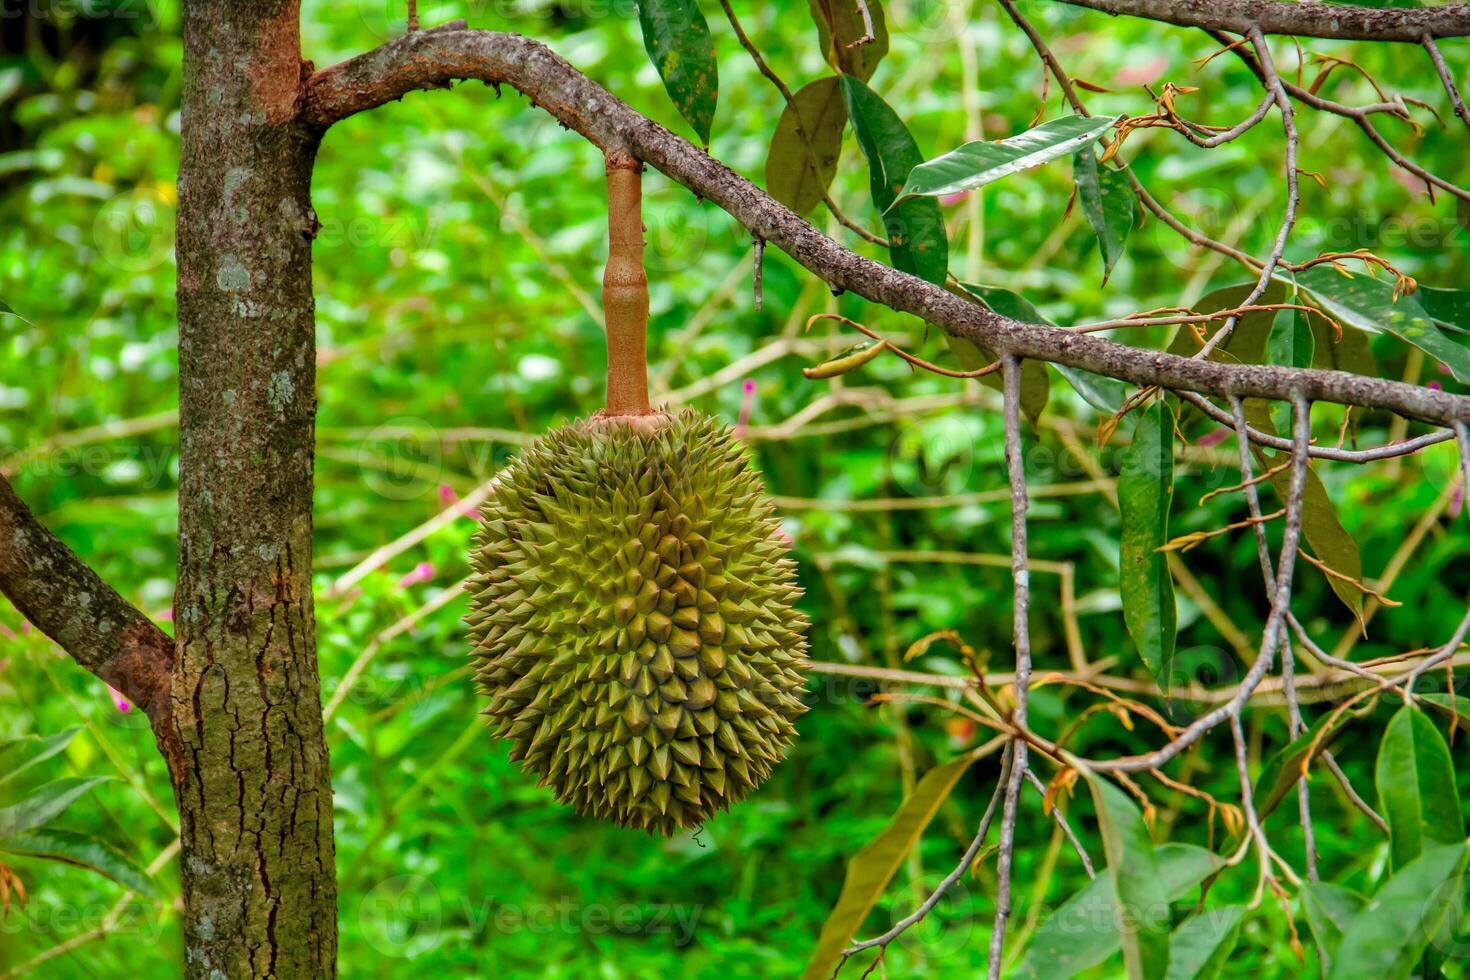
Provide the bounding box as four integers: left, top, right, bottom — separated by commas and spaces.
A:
301, 29, 1470, 425
1056, 0, 1470, 42
0, 476, 173, 718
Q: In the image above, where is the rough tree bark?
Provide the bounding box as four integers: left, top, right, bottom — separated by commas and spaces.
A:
169, 1, 337, 975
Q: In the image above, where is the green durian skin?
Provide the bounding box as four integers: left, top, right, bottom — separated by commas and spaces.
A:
465, 409, 809, 835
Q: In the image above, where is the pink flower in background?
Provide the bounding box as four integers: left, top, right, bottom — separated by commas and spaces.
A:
397, 561, 435, 588
439, 484, 482, 520
939, 191, 970, 207
160, 608, 174, 622
1115, 55, 1168, 88
107, 685, 131, 713
1429, 382, 1443, 392
1451, 482, 1464, 520
1439, 362, 1452, 376
1197, 429, 1230, 448
733, 379, 757, 439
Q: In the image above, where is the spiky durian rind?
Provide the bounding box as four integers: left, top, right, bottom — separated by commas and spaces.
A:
465, 409, 809, 835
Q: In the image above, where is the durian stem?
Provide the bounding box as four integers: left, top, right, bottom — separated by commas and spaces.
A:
602, 152, 652, 417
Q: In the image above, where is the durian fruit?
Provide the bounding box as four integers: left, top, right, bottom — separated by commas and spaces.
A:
465, 409, 809, 835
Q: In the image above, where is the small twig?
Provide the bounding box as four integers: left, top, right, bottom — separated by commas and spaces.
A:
1024, 768, 1095, 877
1422, 36, 1470, 132
988, 354, 1034, 979
753, 237, 765, 312
843, 744, 1012, 958
1197, 28, 1298, 358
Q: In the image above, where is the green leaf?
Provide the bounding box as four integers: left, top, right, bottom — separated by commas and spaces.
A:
948, 284, 1051, 422
803, 339, 889, 379
802, 747, 992, 979
1254, 710, 1352, 821
964, 282, 1125, 413
1013, 844, 1223, 980
0, 727, 81, 786
1165, 906, 1245, 980
1375, 705, 1464, 871
1083, 772, 1172, 980
765, 77, 847, 215
1269, 309, 1315, 370
0, 777, 112, 836
841, 75, 948, 286
1268, 311, 1315, 434
808, 0, 888, 81
1417, 285, 1470, 332
1167, 281, 1286, 365
1420, 692, 1470, 727
1328, 842, 1470, 980
0, 828, 159, 898
1302, 882, 1366, 967
635, 0, 719, 146
1298, 266, 1470, 383
1119, 400, 1177, 693
1238, 406, 1366, 627
893, 114, 1119, 206
1302, 308, 1377, 378
1074, 150, 1134, 284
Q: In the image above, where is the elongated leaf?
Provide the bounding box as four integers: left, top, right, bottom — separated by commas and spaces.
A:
1254, 710, 1352, 821
809, 0, 888, 81
1298, 266, 1470, 383
1084, 772, 1171, 980
1240, 403, 1366, 626
1421, 692, 1470, 727
0, 777, 111, 836
1375, 706, 1463, 870
0, 727, 81, 786
1013, 844, 1223, 980
1119, 400, 1177, 692
1167, 281, 1286, 365
1417, 285, 1470, 332
1165, 906, 1244, 980
804, 340, 888, 379
1268, 311, 1315, 434
841, 76, 948, 285
802, 747, 993, 979
765, 77, 847, 215
893, 114, 1119, 205
965, 282, 1125, 412
1074, 149, 1134, 284
635, 0, 718, 146
0, 829, 158, 898
1328, 842, 1470, 980
1302, 882, 1366, 968
1302, 307, 1377, 378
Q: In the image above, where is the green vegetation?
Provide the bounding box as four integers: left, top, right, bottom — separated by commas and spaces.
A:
1, 0, 1467, 976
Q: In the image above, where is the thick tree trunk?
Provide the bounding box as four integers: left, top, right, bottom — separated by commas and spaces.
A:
170, 1, 337, 976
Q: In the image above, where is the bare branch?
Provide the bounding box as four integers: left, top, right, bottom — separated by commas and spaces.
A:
844, 745, 1011, 959
301, 29, 1470, 425
1197, 28, 1297, 358
0, 475, 173, 718
989, 355, 1034, 978
1423, 36, 1470, 131
1055, 0, 1470, 42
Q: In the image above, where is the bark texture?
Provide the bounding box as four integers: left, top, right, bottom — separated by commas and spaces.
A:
0, 476, 174, 720
171, 1, 337, 975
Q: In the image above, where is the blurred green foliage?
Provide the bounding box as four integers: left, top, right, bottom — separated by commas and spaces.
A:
1, 0, 1468, 976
